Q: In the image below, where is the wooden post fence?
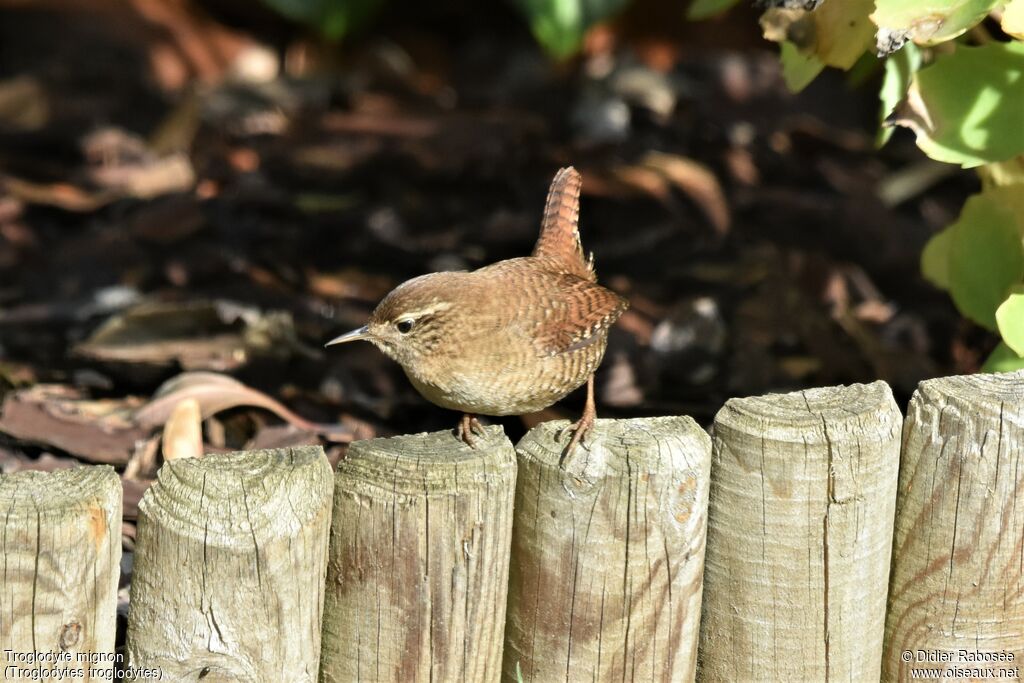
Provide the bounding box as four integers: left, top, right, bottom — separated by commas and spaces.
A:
319, 426, 517, 683
698, 381, 903, 681
2, 371, 1022, 681
883, 371, 1024, 681
125, 446, 333, 681
503, 417, 713, 682
0, 466, 121, 681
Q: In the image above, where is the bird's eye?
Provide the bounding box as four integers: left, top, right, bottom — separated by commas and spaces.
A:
396, 319, 414, 334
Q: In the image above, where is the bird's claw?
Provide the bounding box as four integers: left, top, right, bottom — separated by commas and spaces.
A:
559, 411, 595, 465
455, 414, 486, 447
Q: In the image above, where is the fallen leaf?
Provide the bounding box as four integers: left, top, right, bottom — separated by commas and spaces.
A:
134, 371, 355, 443
0, 450, 80, 475
87, 152, 194, 199
74, 300, 297, 371
162, 398, 202, 460
0, 386, 146, 464
123, 436, 161, 481
643, 151, 730, 235
1, 176, 117, 212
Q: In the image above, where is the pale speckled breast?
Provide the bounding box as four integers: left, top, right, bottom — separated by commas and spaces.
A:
401, 258, 624, 415
405, 335, 609, 415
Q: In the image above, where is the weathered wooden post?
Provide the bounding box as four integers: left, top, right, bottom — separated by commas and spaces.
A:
0, 466, 121, 680
883, 371, 1024, 681
320, 426, 517, 683
503, 417, 713, 682
126, 446, 333, 681
698, 381, 902, 681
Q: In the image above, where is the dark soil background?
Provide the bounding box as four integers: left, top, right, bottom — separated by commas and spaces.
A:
0, 0, 989, 616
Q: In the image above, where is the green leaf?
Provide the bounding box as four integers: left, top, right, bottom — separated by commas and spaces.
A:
259, 0, 384, 39
979, 183, 1024, 224
996, 291, 1024, 355
512, 0, 630, 59
888, 42, 1024, 167
878, 44, 921, 146
979, 157, 1024, 188
921, 224, 953, 290
779, 41, 825, 92
871, 0, 999, 49
946, 191, 1024, 330
981, 342, 1024, 372
687, 0, 741, 20
846, 50, 883, 88
761, 0, 875, 70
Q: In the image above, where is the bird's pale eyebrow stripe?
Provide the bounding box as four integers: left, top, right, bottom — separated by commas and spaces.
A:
400, 301, 454, 319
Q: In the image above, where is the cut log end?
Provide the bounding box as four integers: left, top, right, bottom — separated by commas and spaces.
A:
138, 445, 332, 540
337, 424, 517, 495
516, 415, 711, 481
714, 379, 902, 445
0, 465, 120, 511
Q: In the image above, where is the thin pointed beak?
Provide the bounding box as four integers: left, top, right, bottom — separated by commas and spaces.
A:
325, 325, 370, 346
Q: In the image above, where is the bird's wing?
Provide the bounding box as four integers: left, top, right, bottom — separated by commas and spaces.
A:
527, 274, 628, 357
531, 167, 596, 282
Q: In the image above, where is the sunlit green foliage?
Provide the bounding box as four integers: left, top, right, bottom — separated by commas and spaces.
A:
890, 43, 1024, 167
997, 291, 1024, 355
512, 0, 631, 58
762, 0, 876, 73
942, 191, 1023, 330
753, 0, 1024, 372
981, 342, 1024, 372
872, 0, 1000, 46
878, 43, 921, 145
779, 41, 824, 91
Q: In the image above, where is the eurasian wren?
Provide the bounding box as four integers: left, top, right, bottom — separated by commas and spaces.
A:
326, 167, 628, 454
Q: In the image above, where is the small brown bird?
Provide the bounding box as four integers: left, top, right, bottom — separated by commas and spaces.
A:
326, 167, 628, 454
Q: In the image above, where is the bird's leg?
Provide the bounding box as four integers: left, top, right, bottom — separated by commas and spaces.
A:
562, 374, 597, 460
455, 413, 485, 447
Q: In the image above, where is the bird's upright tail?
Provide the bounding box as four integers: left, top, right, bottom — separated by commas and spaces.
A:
532, 167, 596, 282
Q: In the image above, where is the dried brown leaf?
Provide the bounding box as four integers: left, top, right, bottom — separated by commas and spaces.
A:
134, 371, 355, 443
74, 300, 296, 371
162, 398, 202, 461
1, 176, 118, 212
643, 152, 731, 235
0, 386, 146, 464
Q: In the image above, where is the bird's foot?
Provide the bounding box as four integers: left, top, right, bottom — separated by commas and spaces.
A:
559, 405, 596, 464
455, 413, 486, 447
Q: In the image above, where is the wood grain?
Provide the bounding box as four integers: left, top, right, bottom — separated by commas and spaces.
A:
883, 371, 1024, 681
319, 426, 517, 683
1, 466, 121, 680
698, 381, 902, 681
126, 446, 333, 681
503, 417, 712, 682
